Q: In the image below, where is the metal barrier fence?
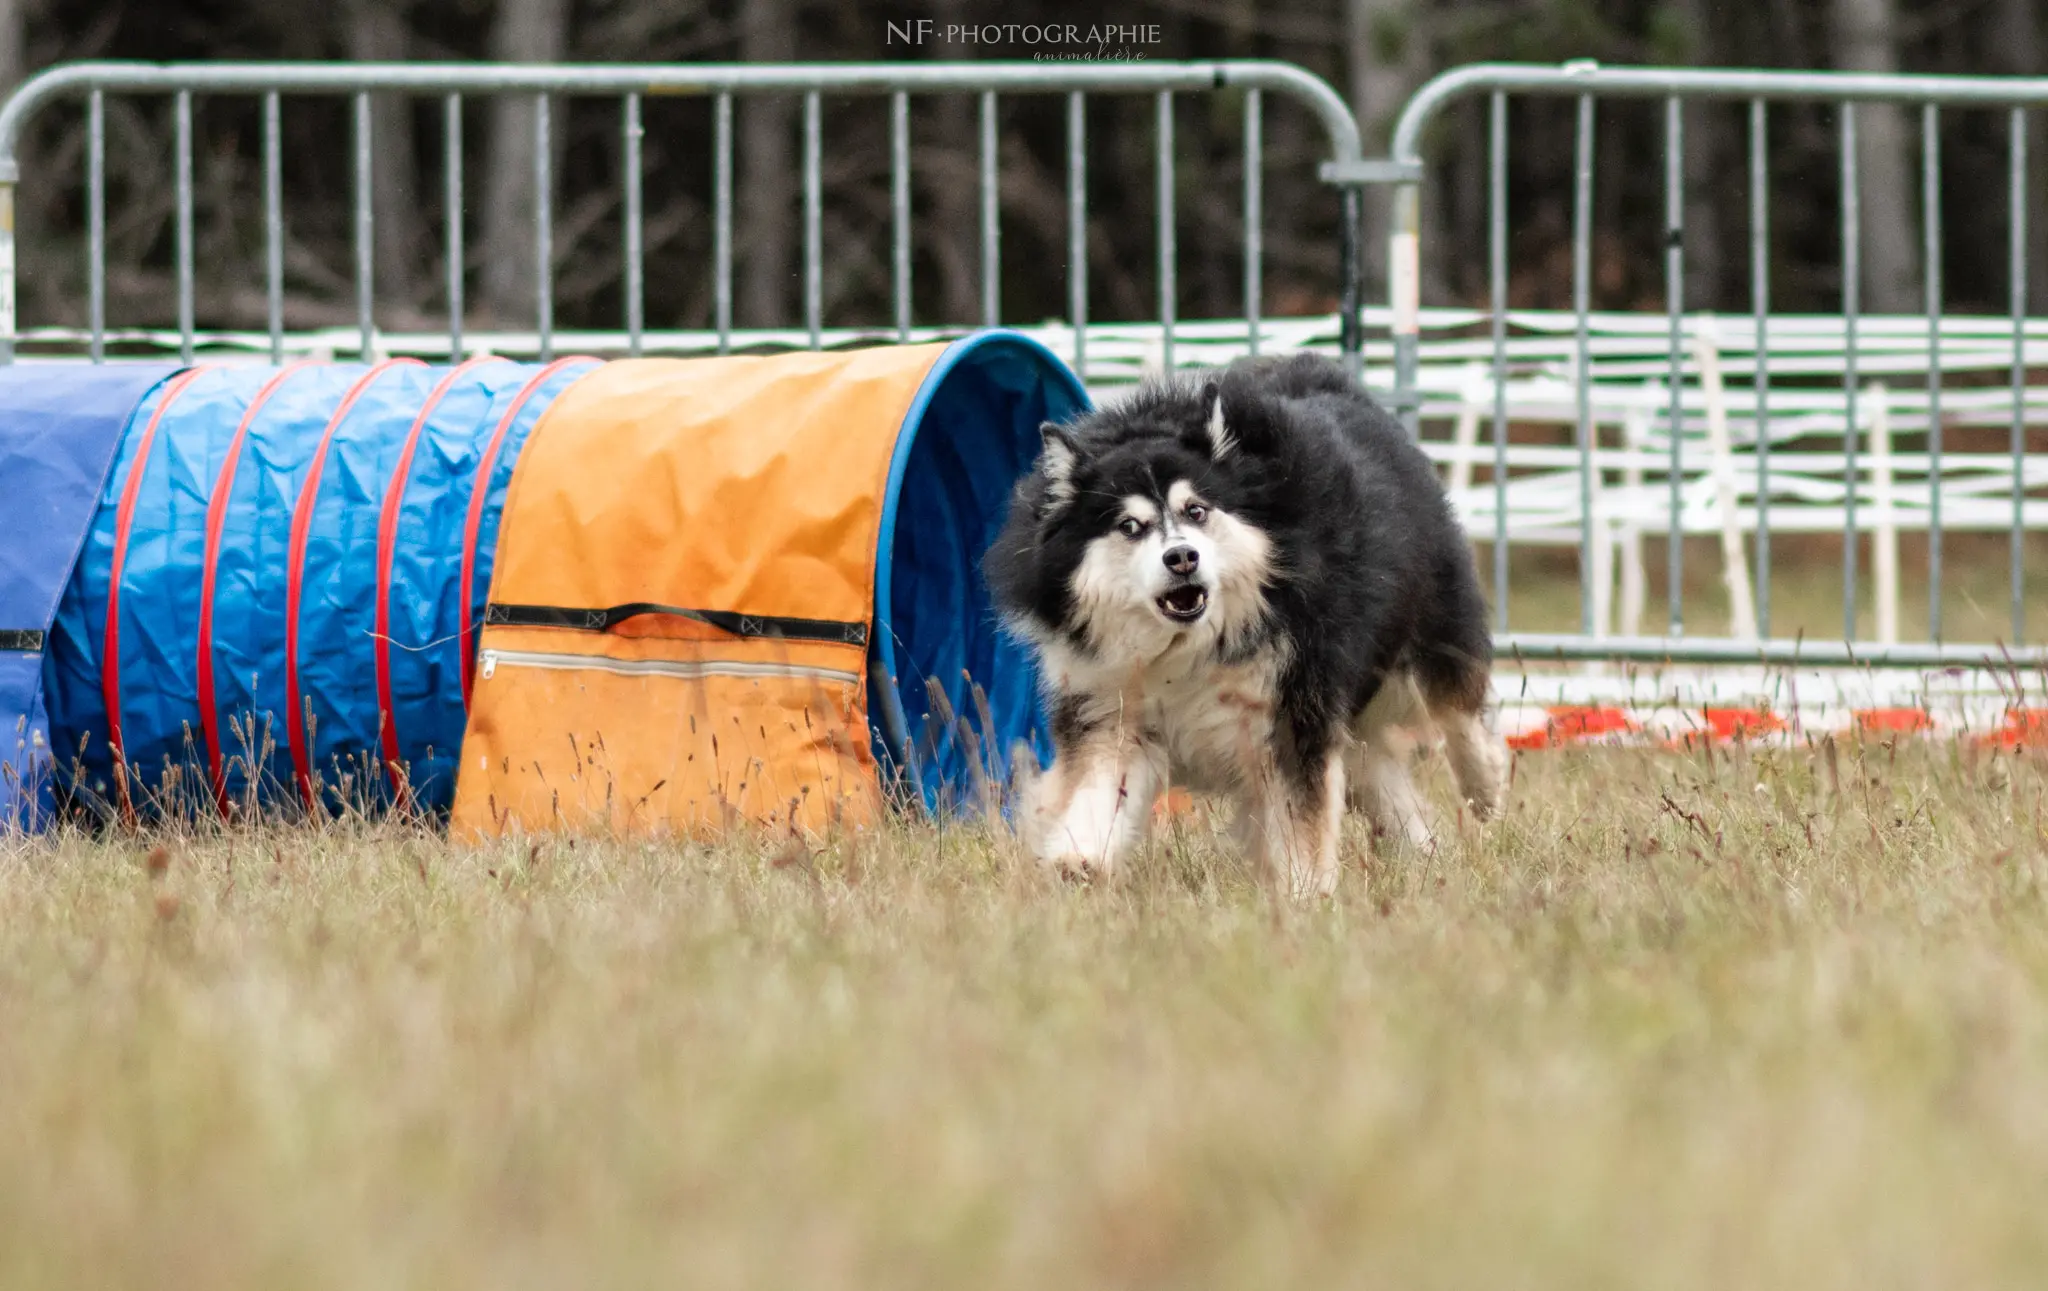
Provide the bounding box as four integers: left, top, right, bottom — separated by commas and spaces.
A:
1386, 62, 2048, 669
12, 57, 2048, 678
0, 60, 1366, 376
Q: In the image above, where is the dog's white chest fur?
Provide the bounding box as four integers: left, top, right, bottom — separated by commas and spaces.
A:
1143, 655, 1284, 792
1043, 638, 1284, 793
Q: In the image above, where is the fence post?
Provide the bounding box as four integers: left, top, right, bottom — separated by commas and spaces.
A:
0, 177, 14, 363
1389, 177, 1420, 432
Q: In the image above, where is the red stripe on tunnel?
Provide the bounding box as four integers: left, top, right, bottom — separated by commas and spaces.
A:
374, 356, 509, 802
101, 366, 211, 822
283, 358, 424, 812
196, 361, 316, 817
458, 356, 596, 712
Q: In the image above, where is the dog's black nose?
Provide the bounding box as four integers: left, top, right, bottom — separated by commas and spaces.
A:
1162, 544, 1199, 576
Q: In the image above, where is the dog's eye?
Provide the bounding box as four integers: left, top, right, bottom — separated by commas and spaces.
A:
1116, 517, 1146, 539
1184, 503, 1209, 524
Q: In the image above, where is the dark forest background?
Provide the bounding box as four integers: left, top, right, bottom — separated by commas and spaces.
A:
4, 0, 2046, 339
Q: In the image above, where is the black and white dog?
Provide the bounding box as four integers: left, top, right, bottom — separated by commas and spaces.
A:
985, 353, 1507, 897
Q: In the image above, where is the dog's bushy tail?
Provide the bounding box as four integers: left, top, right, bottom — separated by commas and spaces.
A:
1226, 352, 1359, 403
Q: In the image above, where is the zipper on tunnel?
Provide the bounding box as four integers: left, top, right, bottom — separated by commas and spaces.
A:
478, 647, 859, 687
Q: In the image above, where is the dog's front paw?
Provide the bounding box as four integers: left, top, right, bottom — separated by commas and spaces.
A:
1289, 864, 1340, 902
1041, 851, 1111, 884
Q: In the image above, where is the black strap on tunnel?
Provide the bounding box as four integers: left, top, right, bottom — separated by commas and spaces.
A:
0, 629, 44, 653
485, 601, 869, 647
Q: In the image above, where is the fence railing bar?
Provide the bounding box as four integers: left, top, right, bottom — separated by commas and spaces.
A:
0, 61, 1364, 138
1841, 103, 1861, 643
1573, 92, 1595, 637
1339, 190, 1362, 383
979, 90, 999, 329
1924, 102, 1942, 642
1068, 91, 1086, 380
265, 92, 286, 362
1498, 631, 2048, 670
352, 91, 372, 360
534, 92, 552, 362
623, 92, 643, 357
176, 89, 194, 365
1489, 89, 1508, 631
1156, 90, 1176, 373
891, 90, 910, 343
2013, 105, 2029, 643
1395, 63, 2048, 132
1664, 96, 1684, 636
1750, 98, 1770, 637
443, 93, 461, 362
713, 92, 731, 355
87, 89, 103, 364
804, 90, 821, 351
1243, 88, 1262, 359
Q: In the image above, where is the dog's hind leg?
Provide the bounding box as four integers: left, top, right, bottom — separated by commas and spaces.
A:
1434, 703, 1507, 821
1350, 742, 1434, 851
1244, 744, 1347, 900
1412, 544, 1510, 822
1415, 659, 1508, 823
1345, 675, 1436, 850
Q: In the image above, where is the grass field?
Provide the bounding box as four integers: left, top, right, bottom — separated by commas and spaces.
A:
3, 740, 2047, 1288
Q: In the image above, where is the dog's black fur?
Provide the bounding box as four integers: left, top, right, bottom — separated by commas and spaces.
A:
985, 352, 1492, 798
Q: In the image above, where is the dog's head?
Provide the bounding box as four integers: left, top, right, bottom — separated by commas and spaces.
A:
987, 378, 1281, 670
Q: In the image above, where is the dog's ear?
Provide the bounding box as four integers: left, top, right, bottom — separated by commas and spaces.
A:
1038, 421, 1080, 509
1196, 378, 1278, 459
1197, 381, 1237, 460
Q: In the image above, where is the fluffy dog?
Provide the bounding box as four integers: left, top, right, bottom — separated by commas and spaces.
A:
984, 353, 1507, 897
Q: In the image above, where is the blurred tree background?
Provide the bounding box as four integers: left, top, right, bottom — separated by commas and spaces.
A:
3, 0, 2045, 338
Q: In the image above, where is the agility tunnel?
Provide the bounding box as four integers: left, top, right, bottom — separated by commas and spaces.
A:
0, 332, 1087, 835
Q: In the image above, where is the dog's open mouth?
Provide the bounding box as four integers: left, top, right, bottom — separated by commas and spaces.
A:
1156, 584, 1209, 623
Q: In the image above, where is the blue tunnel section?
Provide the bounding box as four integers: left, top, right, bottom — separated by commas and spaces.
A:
40, 358, 594, 820
872, 331, 1091, 815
